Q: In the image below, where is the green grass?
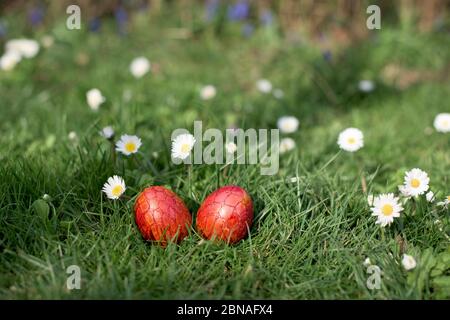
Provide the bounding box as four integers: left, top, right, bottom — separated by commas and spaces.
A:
0, 14, 449, 299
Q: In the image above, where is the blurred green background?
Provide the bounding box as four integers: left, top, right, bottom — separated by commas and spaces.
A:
0, 0, 449, 299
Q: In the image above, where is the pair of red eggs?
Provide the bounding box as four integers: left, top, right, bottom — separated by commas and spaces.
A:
134, 185, 254, 246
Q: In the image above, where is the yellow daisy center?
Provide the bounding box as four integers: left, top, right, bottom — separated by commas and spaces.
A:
181, 143, 191, 153
347, 137, 356, 144
125, 142, 136, 153
381, 204, 393, 216
447, 195, 450, 201
410, 179, 421, 188
111, 185, 123, 197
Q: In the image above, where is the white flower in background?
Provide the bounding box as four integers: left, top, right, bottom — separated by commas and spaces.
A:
277, 116, 299, 134
6, 39, 40, 58
401, 254, 417, 271
433, 113, 450, 133
402, 168, 430, 197
102, 175, 126, 200
279, 137, 296, 154
337, 128, 364, 152
363, 257, 372, 267
256, 79, 272, 93
371, 193, 403, 227
99, 126, 114, 139
130, 56, 151, 78
225, 142, 237, 154
41, 35, 54, 49
68, 131, 78, 141
86, 88, 105, 111
200, 85, 216, 100
367, 194, 374, 206
0, 51, 21, 71
426, 191, 435, 203
358, 80, 375, 93
437, 195, 450, 208
172, 133, 196, 160
116, 134, 142, 156
289, 177, 299, 183
273, 88, 284, 99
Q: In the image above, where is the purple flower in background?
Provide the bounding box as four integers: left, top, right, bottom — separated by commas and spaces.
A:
0, 21, 6, 39
242, 23, 254, 37
228, 1, 249, 21
323, 50, 332, 62
260, 9, 273, 26
115, 6, 128, 35
89, 17, 101, 32
28, 6, 45, 26
205, 0, 220, 21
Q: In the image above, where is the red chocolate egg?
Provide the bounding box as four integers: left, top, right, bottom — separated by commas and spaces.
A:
134, 186, 192, 246
196, 185, 253, 244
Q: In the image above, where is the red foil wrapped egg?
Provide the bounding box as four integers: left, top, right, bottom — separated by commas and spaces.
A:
196, 185, 253, 244
134, 186, 192, 246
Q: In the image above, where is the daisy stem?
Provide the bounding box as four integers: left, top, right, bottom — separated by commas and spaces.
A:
356, 154, 367, 194
132, 155, 140, 169
110, 141, 117, 166
187, 164, 193, 193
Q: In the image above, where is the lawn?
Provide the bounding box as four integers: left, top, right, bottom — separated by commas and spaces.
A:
0, 8, 449, 299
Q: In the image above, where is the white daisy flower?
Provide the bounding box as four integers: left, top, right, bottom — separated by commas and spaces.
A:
426, 191, 435, 203
99, 126, 114, 139
102, 175, 126, 200
0, 51, 21, 71
86, 88, 105, 111
358, 80, 375, 93
172, 133, 196, 160
337, 128, 364, 152
437, 195, 450, 208
371, 193, 403, 227
68, 131, 78, 141
398, 185, 412, 199
277, 116, 299, 134
225, 142, 237, 154
130, 56, 151, 78
41, 35, 54, 49
200, 85, 216, 100
433, 113, 450, 133
116, 134, 142, 156
367, 194, 374, 206
6, 39, 40, 58
273, 88, 284, 99
256, 79, 272, 93
401, 254, 417, 271
279, 137, 296, 154
402, 168, 430, 197
363, 257, 372, 267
